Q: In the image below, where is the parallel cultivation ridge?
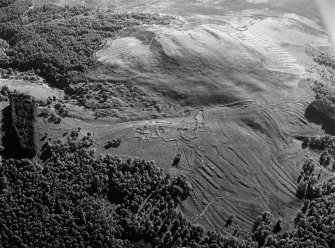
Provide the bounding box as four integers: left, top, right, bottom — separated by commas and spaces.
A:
9, 93, 37, 158
0, 133, 256, 248
2, 133, 335, 247
2, 1, 335, 248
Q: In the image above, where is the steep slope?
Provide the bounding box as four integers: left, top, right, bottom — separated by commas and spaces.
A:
1, 0, 334, 240
88, 6, 333, 235
96, 25, 271, 106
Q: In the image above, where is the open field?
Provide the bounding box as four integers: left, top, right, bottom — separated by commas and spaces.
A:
34, 72, 328, 235
32, 0, 320, 20
2, 0, 335, 240
0, 79, 63, 101
46, 4, 335, 235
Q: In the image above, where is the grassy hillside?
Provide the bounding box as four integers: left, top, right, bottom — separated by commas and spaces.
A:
0, 134, 255, 248
1, 1, 335, 248
0, 4, 172, 88
1, 129, 335, 247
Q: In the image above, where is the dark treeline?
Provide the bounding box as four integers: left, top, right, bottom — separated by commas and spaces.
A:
312, 49, 335, 70
2, 3, 335, 248
0, 3, 171, 88
0, 132, 257, 248
0, 0, 15, 8
304, 50, 335, 134
0, 0, 32, 23
2, 130, 335, 247
7, 93, 37, 158
0, 0, 16, 7
304, 80, 335, 135
255, 134, 335, 248
309, 48, 335, 86
303, 135, 335, 170
312, 82, 335, 119
64, 81, 161, 116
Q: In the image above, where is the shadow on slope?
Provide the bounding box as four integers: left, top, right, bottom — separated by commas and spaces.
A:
95, 25, 294, 107
1, 105, 23, 158
305, 103, 335, 135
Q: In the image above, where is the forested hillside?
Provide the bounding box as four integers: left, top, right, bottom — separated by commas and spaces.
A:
0, 3, 171, 88
1, 130, 335, 247
0, 132, 256, 248
0, 0, 31, 23
1, 1, 335, 248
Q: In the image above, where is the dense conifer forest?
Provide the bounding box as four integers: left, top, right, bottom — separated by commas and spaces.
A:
1, 1, 335, 248
7, 93, 37, 158
0, 3, 171, 88
0, 132, 256, 248
2, 129, 335, 247
0, 0, 31, 23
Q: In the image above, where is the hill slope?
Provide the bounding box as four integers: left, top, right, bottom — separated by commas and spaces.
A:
1, 0, 335, 244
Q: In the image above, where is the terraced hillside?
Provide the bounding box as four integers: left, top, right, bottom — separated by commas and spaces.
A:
87, 1, 332, 235
1, 0, 335, 243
